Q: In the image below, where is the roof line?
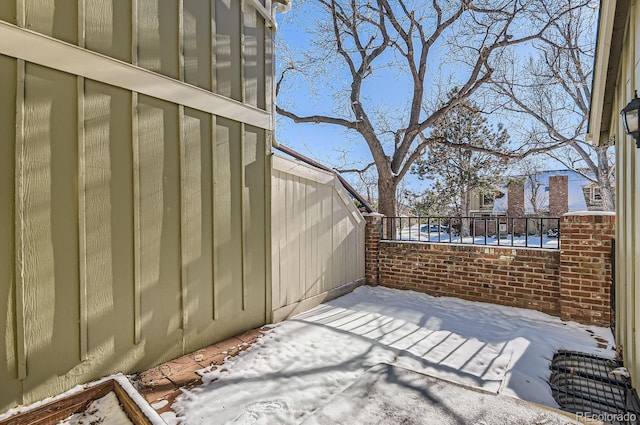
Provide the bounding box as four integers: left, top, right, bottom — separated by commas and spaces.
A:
273, 144, 374, 213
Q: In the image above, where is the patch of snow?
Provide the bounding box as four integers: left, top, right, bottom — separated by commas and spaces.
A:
151, 399, 169, 410
173, 286, 614, 424
609, 367, 630, 379
563, 211, 616, 216
161, 410, 182, 425
396, 230, 559, 249
362, 212, 384, 217
57, 392, 132, 425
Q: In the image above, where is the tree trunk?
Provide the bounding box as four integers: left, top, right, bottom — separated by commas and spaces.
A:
460, 190, 471, 237
378, 176, 398, 239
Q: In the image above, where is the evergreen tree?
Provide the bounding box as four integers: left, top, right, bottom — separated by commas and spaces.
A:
412, 98, 511, 236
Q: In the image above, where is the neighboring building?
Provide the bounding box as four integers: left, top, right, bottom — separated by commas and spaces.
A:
0, 0, 288, 411
470, 170, 608, 217
581, 180, 617, 211
587, 0, 639, 388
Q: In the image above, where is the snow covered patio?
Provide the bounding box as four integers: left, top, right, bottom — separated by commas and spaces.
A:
157, 286, 614, 424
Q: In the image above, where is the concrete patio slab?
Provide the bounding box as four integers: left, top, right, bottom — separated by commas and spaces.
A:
303, 363, 591, 425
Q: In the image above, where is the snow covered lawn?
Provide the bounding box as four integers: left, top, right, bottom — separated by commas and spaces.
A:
170, 286, 614, 424
398, 230, 559, 249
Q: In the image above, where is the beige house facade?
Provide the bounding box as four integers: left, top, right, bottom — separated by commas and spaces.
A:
588, 0, 639, 388
0, 0, 288, 411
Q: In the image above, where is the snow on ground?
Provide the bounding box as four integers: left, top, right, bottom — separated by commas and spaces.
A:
57, 392, 132, 425
398, 230, 559, 248
171, 286, 614, 425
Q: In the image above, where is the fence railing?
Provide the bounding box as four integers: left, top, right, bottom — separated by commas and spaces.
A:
381, 216, 561, 249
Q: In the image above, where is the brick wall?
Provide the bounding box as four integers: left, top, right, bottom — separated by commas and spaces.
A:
366, 213, 615, 326
364, 214, 383, 286
559, 213, 615, 325
378, 242, 561, 315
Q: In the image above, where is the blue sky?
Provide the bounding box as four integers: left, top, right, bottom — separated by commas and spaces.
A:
272, 2, 597, 197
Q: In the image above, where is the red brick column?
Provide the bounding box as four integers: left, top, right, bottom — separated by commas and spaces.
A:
364, 213, 383, 286
559, 213, 615, 326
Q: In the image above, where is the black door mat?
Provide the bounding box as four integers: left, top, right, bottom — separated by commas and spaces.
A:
549, 350, 640, 424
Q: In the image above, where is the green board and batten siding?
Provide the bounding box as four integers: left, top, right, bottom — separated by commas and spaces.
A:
0, 0, 272, 410
589, 0, 640, 388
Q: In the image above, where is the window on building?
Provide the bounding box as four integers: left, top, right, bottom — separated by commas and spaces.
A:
482, 193, 494, 206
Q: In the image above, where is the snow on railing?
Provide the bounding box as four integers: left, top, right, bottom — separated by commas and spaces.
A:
380, 216, 561, 249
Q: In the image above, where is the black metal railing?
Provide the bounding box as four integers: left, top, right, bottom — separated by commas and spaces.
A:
380, 216, 561, 249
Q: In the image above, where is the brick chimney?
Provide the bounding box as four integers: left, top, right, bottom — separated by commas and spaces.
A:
507, 178, 525, 234
549, 175, 569, 217
507, 179, 525, 217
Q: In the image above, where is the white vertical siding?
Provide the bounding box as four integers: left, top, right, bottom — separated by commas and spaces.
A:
271, 155, 365, 321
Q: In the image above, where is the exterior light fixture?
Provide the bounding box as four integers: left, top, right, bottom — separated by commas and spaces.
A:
621, 90, 640, 148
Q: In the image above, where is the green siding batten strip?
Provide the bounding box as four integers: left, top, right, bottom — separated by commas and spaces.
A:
178, 0, 184, 82
210, 1, 217, 321
14, 58, 26, 380
179, 104, 188, 331
240, 0, 247, 312
211, 116, 218, 320
132, 91, 141, 345
241, 122, 247, 311
177, 1, 188, 334
77, 0, 87, 362
240, 0, 246, 106
77, 75, 88, 361
131, 0, 141, 346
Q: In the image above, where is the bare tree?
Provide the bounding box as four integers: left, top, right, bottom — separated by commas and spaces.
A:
515, 157, 548, 216
276, 0, 586, 217
489, 0, 615, 211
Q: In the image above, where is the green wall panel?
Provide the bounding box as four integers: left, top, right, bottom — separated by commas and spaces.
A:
1, 0, 274, 410
85, 0, 132, 63
182, 108, 215, 352
0, 55, 21, 411
215, 0, 242, 101
183, 0, 212, 91
83, 80, 137, 374
21, 64, 80, 403
137, 95, 183, 368
25, 0, 78, 45
0, 1, 16, 24
214, 117, 245, 338
243, 5, 266, 109
242, 125, 267, 326
138, 0, 180, 79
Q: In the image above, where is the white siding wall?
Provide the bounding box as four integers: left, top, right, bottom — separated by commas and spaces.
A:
271, 155, 365, 321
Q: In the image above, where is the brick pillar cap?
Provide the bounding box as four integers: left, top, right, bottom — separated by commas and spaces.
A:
562, 211, 616, 217
363, 212, 385, 217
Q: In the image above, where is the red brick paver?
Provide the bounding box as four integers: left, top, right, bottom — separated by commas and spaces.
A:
134, 327, 268, 416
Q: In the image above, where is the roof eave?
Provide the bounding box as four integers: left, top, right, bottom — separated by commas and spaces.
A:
587, 0, 629, 146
